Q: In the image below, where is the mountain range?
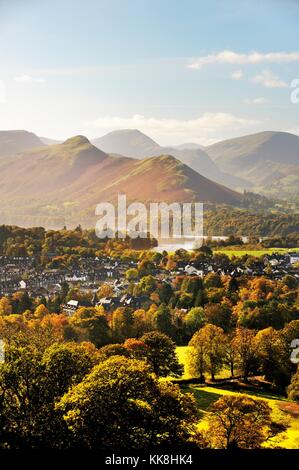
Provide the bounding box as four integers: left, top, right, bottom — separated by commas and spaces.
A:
93, 128, 299, 198
0, 133, 241, 227
92, 129, 248, 189
0, 127, 298, 227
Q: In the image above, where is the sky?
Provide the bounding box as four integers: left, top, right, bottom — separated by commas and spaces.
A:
0, 0, 299, 145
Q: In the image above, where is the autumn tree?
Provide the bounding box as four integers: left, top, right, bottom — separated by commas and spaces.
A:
97, 343, 129, 361
97, 283, 114, 298
206, 395, 285, 449
132, 308, 152, 336
224, 333, 239, 378
232, 328, 258, 382
111, 307, 135, 342
204, 302, 232, 332
0, 297, 12, 316
34, 304, 49, 318
124, 338, 148, 360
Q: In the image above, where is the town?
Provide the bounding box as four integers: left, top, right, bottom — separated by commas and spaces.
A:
0, 247, 298, 315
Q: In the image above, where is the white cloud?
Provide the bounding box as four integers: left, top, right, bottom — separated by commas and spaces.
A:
87, 113, 261, 146
188, 50, 299, 69
252, 69, 287, 88
244, 97, 268, 105
14, 74, 46, 83
231, 70, 243, 80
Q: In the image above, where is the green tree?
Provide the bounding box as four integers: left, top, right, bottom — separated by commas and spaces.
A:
188, 324, 226, 380
184, 307, 205, 338
153, 303, 174, 336
0, 341, 96, 449
41, 342, 96, 398
56, 356, 197, 449
69, 307, 111, 347
254, 327, 289, 388
141, 331, 183, 377
125, 268, 139, 282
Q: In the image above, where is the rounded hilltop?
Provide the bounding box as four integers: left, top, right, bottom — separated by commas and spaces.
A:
63, 135, 91, 146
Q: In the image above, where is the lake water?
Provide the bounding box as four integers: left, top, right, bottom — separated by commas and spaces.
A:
153, 236, 250, 252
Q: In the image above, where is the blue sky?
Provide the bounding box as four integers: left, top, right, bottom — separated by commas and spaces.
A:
0, 0, 298, 144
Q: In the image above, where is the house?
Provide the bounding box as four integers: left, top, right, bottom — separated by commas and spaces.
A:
289, 253, 299, 265
62, 299, 79, 316
97, 297, 120, 311
19, 280, 27, 290
269, 259, 279, 267
184, 265, 204, 277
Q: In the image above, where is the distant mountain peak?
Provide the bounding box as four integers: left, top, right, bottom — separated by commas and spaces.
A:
102, 128, 158, 142
63, 135, 91, 146
0, 129, 44, 156
206, 130, 299, 197
175, 142, 205, 150
92, 129, 160, 157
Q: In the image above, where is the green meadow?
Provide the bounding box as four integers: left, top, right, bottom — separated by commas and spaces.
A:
214, 247, 299, 258
175, 346, 299, 449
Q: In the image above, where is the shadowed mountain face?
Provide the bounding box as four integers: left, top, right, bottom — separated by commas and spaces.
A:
206, 131, 299, 197
0, 135, 241, 227
92, 129, 249, 190
0, 130, 44, 156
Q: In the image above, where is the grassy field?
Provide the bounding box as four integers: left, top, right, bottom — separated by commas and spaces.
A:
175, 346, 299, 448
214, 247, 299, 258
